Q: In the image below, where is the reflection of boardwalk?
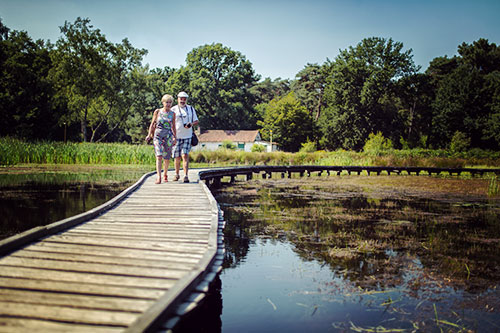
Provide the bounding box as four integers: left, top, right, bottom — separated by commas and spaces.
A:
0, 170, 224, 332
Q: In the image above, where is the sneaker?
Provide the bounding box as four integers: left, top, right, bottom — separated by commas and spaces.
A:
173, 174, 180, 181
183, 176, 189, 183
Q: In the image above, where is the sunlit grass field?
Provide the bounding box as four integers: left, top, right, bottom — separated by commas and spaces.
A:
1, 137, 500, 168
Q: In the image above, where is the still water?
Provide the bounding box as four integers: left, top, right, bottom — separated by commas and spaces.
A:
0, 166, 151, 240
209, 176, 500, 332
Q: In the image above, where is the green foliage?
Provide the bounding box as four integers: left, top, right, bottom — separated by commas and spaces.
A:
220, 140, 237, 150
299, 140, 317, 153
0, 20, 56, 140
363, 132, 393, 155
488, 175, 499, 197
258, 93, 314, 152
48, 17, 147, 143
251, 144, 266, 152
320, 37, 418, 151
1, 15, 500, 152
0, 137, 155, 165
450, 131, 471, 152
167, 43, 260, 130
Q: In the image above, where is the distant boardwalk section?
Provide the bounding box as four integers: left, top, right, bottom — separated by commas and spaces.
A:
0, 170, 224, 332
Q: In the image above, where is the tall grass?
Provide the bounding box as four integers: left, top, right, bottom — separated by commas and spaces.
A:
1, 137, 500, 168
0, 137, 156, 165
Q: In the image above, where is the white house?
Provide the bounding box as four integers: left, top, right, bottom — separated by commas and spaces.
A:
192, 130, 278, 152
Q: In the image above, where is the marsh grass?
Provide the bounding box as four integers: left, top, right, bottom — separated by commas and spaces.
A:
2, 138, 500, 168
488, 175, 499, 197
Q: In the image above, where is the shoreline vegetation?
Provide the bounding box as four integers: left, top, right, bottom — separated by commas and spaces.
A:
2, 138, 500, 169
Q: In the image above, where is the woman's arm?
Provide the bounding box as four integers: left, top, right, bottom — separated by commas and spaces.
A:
145, 110, 158, 141
171, 113, 177, 141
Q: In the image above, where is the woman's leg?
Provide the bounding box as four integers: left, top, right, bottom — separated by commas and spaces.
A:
155, 156, 163, 184
163, 158, 170, 181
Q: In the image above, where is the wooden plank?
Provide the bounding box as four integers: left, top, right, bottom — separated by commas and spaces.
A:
0, 266, 175, 289
0, 289, 154, 312
0, 257, 191, 280
88, 216, 213, 224
75, 222, 211, 231
62, 229, 209, 241
0, 301, 137, 327
0, 317, 123, 333
42, 235, 208, 253
27, 242, 203, 261
0, 277, 164, 299
12, 249, 198, 269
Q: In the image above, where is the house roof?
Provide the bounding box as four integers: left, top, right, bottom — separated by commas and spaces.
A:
198, 130, 260, 143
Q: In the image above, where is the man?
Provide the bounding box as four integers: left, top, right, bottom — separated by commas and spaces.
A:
171, 91, 199, 183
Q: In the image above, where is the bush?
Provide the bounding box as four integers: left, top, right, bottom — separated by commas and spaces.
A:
220, 140, 236, 150
450, 131, 471, 152
363, 132, 393, 156
251, 144, 266, 152
299, 140, 317, 153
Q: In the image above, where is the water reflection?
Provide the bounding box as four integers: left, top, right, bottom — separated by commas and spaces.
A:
210, 177, 500, 332
0, 167, 149, 240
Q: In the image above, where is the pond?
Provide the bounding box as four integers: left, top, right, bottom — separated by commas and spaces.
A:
0, 165, 152, 240
198, 175, 500, 332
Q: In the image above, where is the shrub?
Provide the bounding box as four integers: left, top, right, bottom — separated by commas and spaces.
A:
220, 140, 236, 150
363, 132, 393, 156
450, 131, 471, 152
299, 140, 317, 153
251, 144, 266, 152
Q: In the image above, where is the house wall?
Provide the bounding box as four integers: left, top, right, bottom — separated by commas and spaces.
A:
192, 140, 278, 152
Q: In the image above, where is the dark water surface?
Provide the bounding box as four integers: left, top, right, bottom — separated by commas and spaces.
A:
0, 166, 151, 240
206, 176, 500, 333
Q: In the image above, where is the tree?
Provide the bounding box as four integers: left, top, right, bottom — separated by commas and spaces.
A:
396, 73, 434, 148
167, 43, 260, 130
250, 77, 291, 105
291, 63, 327, 121
429, 39, 500, 149
257, 93, 313, 152
0, 20, 56, 139
319, 37, 419, 150
87, 38, 147, 142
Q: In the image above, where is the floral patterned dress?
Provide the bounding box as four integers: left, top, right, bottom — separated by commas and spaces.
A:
153, 109, 175, 159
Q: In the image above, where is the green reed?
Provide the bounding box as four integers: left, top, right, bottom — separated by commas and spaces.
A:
488, 174, 499, 197
0, 138, 156, 165
2, 137, 500, 167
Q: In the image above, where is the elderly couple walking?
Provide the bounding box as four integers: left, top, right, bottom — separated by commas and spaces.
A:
145, 91, 199, 184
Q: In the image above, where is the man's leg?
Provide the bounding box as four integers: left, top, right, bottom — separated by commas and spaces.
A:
182, 153, 189, 182
174, 156, 181, 181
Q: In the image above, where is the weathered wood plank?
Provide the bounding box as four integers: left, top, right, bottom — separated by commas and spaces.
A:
0, 317, 123, 333
0, 266, 175, 289
25, 243, 203, 262
12, 249, 198, 269
0, 289, 154, 312
0, 277, 164, 299
42, 235, 208, 253
62, 229, 209, 241
0, 257, 191, 279
0, 301, 137, 327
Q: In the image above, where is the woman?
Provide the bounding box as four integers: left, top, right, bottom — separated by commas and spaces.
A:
146, 94, 177, 184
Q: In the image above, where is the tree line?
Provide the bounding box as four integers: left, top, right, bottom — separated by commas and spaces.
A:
1, 17, 499, 151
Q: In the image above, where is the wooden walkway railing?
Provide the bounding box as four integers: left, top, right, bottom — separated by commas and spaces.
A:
0, 170, 224, 332
199, 165, 500, 188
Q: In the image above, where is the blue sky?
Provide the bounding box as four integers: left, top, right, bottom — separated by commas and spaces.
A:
1, 0, 499, 80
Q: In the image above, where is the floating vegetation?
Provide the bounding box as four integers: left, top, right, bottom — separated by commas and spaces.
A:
215, 174, 500, 331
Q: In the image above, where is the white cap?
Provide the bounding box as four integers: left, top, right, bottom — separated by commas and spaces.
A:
178, 91, 189, 98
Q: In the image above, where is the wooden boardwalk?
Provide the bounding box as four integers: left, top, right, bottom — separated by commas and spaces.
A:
0, 170, 224, 332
